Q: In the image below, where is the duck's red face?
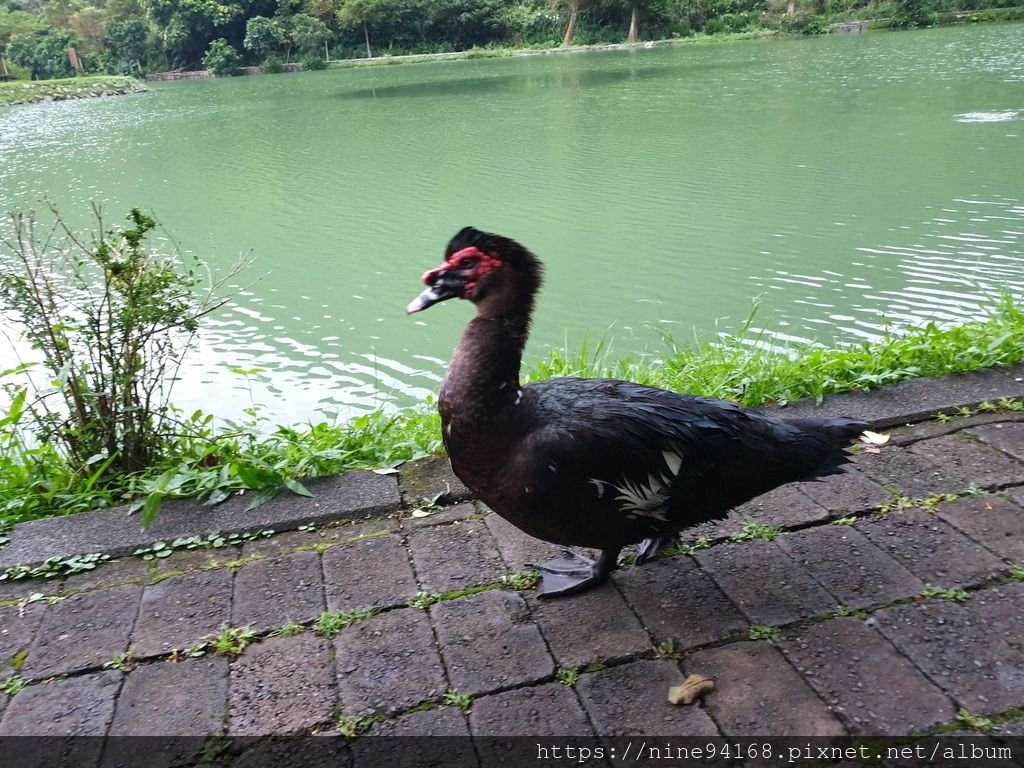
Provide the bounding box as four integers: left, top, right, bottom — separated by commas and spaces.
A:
406, 246, 503, 314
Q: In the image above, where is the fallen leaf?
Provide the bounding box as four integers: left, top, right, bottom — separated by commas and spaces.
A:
860, 431, 891, 445
410, 509, 431, 519
668, 674, 714, 705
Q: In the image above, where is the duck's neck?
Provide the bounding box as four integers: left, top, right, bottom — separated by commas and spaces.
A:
441, 313, 530, 418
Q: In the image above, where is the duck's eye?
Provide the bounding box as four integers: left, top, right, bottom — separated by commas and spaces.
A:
458, 257, 477, 270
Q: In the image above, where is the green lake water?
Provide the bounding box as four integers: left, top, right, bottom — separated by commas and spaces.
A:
1, 23, 1022, 424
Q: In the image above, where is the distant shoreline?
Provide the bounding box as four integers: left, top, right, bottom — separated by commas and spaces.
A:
0, 76, 147, 107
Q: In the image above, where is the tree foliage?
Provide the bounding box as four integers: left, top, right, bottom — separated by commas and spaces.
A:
203, 36, 241, 73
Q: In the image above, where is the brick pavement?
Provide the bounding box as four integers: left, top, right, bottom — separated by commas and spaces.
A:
2, 378, 1024, 762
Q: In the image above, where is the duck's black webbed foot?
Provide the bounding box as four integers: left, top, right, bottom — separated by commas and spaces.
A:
635, 533, 682, 564
527, 547, 621, 599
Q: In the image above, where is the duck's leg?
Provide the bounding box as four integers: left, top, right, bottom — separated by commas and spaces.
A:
635, 533, 681, 564
527, 546, 622, 599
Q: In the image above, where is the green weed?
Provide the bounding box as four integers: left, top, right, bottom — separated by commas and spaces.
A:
443, 688, 472, 713
556, 667, 580, 687
748, 625, 780, 641
729, 521, 781, 543
314, 609, 375, 637
921, 585, 971, 603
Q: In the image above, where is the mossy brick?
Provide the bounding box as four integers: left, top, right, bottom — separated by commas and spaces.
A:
228, 633, 336, 735
526, 583, 649, 670
152, 547, 231, 576
322, 534, 418, 613
886, 412, 1024, 446
778, 617, 955, 734
775, 525, 924, 609
21, 585, 141, 679
401, 501, 479, 530
484, 511, 567, 572
239, 516, 397, 558
431, 589, 554, 697
575, 659, 719, 737
398, 455, 472, 506
859, 508, 1005, 588
908, 433, 1024, 488
60, 556, 150, 594
730, 483, 830, 529
796, 470, 891, 516
232, 551, 324, 632
686, 640, 845, 737
695, 539, 837, 626
131, 570, 232, 658
934, 496, 1024, 562
0, 601, 44, 671
875, 583, 1024, 715
334, 607, 447, 717
0, 669, 120, 737
967, 422, 1024, 461
470, 681, 595, 736
355, 708, 474, 767
0, 578, 50, 604
613, 556, 747, 649
853, 445, 966, 497
408, 519, 506, 594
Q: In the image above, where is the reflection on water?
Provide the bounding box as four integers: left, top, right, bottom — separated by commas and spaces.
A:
1, 23, 1023, 426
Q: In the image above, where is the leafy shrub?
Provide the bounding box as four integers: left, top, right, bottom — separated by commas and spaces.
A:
262, 56, 285, 73
300, 54, 327, 70
203, 39, 241, 76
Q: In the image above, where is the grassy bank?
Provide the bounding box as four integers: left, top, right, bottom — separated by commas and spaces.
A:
2, 293, 1024, 529
0, 76, 146, 107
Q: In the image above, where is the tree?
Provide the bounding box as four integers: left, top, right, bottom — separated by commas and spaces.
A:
0, 6, 42, 51
337, 0, 389, 57
203, 35, 240, 73
69, 7, 107, 53
243, 14, 283, 58
6, 29, 76, 79
106, 19, 148, 70
287, 12, 328, 56
550, 0, 586, 45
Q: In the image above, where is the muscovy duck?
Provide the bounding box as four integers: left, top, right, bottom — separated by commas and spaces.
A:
407, 228, 868, 598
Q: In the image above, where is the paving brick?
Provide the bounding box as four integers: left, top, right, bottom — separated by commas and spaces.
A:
230, 737, 350, 768
241, 517, 398, 559
109, 657, 228, 734
853, 445, 967, 497
0, 578, 50, 604
731, 484, 831, 529
576, 659, 719, 736
686, 640, 845, 737
935, 496, 1024, 562
354, 708, 475, 768
613, 556, 747, 649
366, 705, 470, 735
776, 526, 924, 609
132, 570, 232, 658
968, 422, 1024, 461
796, 470, 891, 516
335, 607, 447, 716
60, 557, 150, 594
779, 617, 955, 734
399, 455, 472, 506
470, 681, 593, 736
408, 520, 505, 594
229, 634, 336, 735
0, 601, 45, 670
695, 540, 837, 626
909, 433, 1024, 488
859, 509, 1005, 588
322, 535, 418, 613
21, 585, 141, 679
431, 590, 554, 697
484, 512, 566, 572
232, 551, 324, 632
0, 670, 121, 736
887, 412, 1024, 446
875, 583, 1024, 715
526, 585, 649, 670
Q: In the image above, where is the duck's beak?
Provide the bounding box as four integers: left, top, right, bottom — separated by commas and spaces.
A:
406, 268, 462, 314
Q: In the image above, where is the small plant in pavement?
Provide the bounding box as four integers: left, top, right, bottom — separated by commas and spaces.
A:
443, 688, 472, 713
921, 585, 971, 603
556, 667, 580, 687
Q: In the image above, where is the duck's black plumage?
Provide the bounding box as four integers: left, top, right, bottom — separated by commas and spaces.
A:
408, 227, 868, 598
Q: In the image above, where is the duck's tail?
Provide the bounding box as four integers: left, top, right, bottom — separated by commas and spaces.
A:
785, 416, 869, 479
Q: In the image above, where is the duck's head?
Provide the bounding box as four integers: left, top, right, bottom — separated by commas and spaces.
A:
407, 227, 543, 317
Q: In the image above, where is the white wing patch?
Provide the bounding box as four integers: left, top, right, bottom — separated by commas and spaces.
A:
588, 447, 684, 522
